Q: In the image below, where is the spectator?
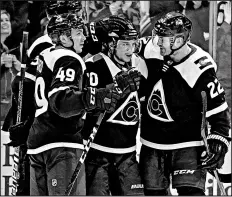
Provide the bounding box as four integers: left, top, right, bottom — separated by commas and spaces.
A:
216, 1, 231, 112
109, 1, 132, 15
1, 9, 21, 122
184, 1, 210, 51
140, 1, 183, 36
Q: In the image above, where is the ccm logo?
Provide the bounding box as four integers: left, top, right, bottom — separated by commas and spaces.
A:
173, 169, 195, 175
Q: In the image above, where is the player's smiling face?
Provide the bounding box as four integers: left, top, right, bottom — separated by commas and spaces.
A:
115, 40, 136, 62
71, 28, 86, 53
157, 36, 172, 56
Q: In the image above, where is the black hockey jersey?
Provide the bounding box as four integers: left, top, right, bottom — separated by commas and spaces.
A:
27, 34, 54, 60
3, 34, 54, 134
27, 48, 87, 154
138, 38, 230, 150
82, 53, 147, 153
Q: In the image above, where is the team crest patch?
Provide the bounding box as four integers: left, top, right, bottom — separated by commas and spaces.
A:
147, 79, 174, 122
107, 92, 140, 125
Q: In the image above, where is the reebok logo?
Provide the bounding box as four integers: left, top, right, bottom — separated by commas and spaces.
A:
173, 169, 195, 175
131, 184, 144, 189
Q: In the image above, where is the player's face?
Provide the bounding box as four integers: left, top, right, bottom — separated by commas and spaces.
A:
71, 28, 86, 53
1, 11, 11, 35
115, 40, 136, 62
157, 36, 172, 56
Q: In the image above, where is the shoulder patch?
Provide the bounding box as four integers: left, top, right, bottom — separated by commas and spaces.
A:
175, 47, 217, 88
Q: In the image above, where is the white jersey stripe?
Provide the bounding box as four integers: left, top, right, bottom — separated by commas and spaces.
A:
206, 102, 228, 117
140, 137, 204, 150
27, 142, 84, 154
48, 86, 70, 98
83, 140, 136, 154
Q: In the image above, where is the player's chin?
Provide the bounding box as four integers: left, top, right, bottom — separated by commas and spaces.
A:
123, 54, 132, 62
76, 45, 84, 53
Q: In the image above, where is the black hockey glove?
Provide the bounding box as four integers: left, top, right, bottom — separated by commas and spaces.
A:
114, 70, 138, 98
128, 69, 142, 91
83, 86, 121, 113
198, 133, 230, 170
7, 120, 30, 147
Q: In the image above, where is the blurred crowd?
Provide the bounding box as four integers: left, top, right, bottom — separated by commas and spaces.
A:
1, 0, 231, 122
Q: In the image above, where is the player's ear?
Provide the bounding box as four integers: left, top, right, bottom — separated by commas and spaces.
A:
60, 35, 72, 47
174, 36, 184, 48
60, 34, 67, 43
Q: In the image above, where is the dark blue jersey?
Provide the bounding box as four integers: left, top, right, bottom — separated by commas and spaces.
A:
82, 53, 147, 153
137, 37, 230, 150
27, 48, 87, 154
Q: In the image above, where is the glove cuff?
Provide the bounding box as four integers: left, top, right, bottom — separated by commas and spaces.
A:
112, 80, 123, 94
82, 88, 96, 111
207, 133, 230, 150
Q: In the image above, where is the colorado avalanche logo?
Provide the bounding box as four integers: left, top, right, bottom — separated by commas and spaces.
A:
107, 92, 140, 125
147, 80, 174, 122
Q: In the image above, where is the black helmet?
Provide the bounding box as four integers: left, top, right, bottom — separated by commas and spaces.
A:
47, 13, 84, 44
46, 0, 82, 17
153, 11, 192, 42
106, 15, 138, 41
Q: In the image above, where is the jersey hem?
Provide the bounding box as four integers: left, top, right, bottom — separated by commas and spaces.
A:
140, 137, 204, 150
83, 140, 136, 154
27, 142, 84, 154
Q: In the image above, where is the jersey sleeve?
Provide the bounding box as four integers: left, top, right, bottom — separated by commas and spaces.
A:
48, 56, 86, 118
193, 67, 231, 137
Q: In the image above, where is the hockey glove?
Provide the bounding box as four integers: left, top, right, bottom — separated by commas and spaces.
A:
7, 120, 30, 147
114, 71, 137, 98
198, 133, 230, 170
128, 69, 142, 91
83, 87, 121, 113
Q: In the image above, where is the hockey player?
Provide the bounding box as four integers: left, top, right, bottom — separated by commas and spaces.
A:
26, 13, 124, 196
137, 12, 231, 195
3, 1, 83, 195
82, 15, 147, 195
27, 0, 83, 61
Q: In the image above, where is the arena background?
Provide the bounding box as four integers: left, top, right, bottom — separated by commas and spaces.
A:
1, 1, 231, 195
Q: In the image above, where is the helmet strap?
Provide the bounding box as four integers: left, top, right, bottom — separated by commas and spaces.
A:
169, 35, 186, 56
113, 54, 131, 71
59, 35, 75, 52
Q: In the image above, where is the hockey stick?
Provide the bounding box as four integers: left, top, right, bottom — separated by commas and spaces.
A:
200, 91, 227, 196
11, 31, 29, 196
64, 111, 106, 195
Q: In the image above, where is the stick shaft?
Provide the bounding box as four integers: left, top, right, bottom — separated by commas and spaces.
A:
65, 111, 106, 195
201, 91, 227, 196
11, 31, 29, 196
